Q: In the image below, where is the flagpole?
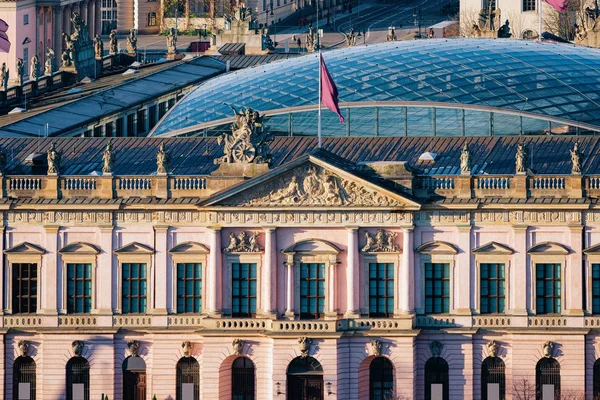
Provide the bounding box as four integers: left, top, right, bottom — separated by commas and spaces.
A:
538, 0, 543, 39
317, 4, 322, 148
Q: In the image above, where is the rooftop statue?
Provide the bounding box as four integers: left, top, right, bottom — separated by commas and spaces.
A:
15, 58, 24, 86
167, 28, 177, 53
515, 143, 528, 175
126, 29, 137, 54
215, 105, 273, 165
1, 62, 9, 91
156, 143, 170, 175
94, 35, 104, 58
460, 143, 471, 175
29, 55, 39, 82
109, 30, 118, 55
45, 48, 55, 76
47, 142, 61, 175
571, 141, 583, 175
102, 140, 114, 174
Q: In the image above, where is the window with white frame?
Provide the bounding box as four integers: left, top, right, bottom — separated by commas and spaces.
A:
527, 242, 570, 316
114, 242, 155, 314
472, 241, 514, 315
416, 241, 458, 315
59, 242, 100, 315
169, 241, 209, 315
4, 242, 45, 315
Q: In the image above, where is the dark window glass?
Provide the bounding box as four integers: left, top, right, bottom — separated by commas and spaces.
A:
369, 263, 394, 318
13, 356, 36, 400
232, 263, 257, 317
592, 264, 600, 314
424, 263, 450, 314
148, 12, 157, 25
523, 0, 536, 11
116, 118, 124, 137
232, 357, 255, 400
176, 263, 202, 313
12, 263, 37, 314
536, 358, 560, 400
300, 263, 325, 319
535, 263, 561, 314
67, 263, 92, 314
137, 109, 146, 134
148, 105, 157, 129
369, 357, 394, 400
122, 263, 147, 314
480, 263, 506, 314
176, 357, 199, 400
424, 357, 449, 400
481, 357, 505, 400
593, 359, 600, 399
66, 356, 90, 400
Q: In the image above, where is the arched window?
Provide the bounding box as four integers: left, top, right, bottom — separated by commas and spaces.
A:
177, 357, 199, 400
232, 357, 255, 400
522, 29, 538, 40
536, 358, 560, 400
594, 359, 600, 399
13, 356, 36, 400
425, 357, 449, 400
481, 357, 505, 400
66, 357, 90, 400
287, 356, 323, 400
369, 357, 393, 400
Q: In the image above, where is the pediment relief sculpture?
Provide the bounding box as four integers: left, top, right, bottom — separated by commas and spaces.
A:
224, 231, 261, 253
362, 229, 398, 253
228, 165, 406, 207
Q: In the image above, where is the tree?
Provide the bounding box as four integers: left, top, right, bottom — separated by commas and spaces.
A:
542, 0, 590, 40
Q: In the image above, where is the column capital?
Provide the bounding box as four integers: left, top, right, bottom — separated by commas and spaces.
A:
43, 225, 60, 234
262, 226, 277, 233
512, 224, 529, 232
401, 224, 414, 232
208, 226, 222, 232
344, 225, 359, 232
153, 225, 170, 233
568, 224, 584, 233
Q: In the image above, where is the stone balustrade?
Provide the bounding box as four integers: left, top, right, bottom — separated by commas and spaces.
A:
0, 173, 596, 201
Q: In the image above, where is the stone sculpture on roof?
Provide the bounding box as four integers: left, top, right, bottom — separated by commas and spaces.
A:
156, 143, 170, 175
167, 28, 177, 54
45, 48, 55, 76
515, 143, 528, 175
306, 25, 317, 53
1, 62, 9, 91
94, 34, 104, 59
109, 30, 118, 55
29, 55, 39, 82
15, 58, 24, 86
575, 0, 600, 47
47, 142, 61, 175
126, 29, 137, 54
460, 143, 471, 175
102, 140, 114, 174
215, 106, 273, 165
571, 141, 583, 175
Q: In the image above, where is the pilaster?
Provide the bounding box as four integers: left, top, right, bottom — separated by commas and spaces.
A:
344, 226, 359, 318
96, 225, 114, 315
399, 225, 414, 315
455, 224, 472, 315
566, 225, 584, 316
207, 227, 222, 316
260, 227, 277, 318
153, 225, 169, 315
41, 225, 60, 315
512, 224, 529, 315
284, 259, 294, 319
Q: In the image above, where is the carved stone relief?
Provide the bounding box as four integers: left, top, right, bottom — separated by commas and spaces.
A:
298, 337, 312, 358
362, 229, 398, 252
224, 231, 261, 253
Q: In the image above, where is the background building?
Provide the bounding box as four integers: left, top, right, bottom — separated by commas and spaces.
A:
0, 0, 101, 78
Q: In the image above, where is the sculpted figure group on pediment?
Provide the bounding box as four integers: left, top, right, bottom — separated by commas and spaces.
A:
243, 165, 403, 207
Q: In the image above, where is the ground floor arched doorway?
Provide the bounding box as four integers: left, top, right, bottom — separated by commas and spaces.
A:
123, 356, 146, 400
287, 356, 324, 400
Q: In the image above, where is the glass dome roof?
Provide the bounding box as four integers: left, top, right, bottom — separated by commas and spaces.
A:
152, 39, 600, 137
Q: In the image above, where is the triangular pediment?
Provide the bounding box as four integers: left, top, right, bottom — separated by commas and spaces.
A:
114, 242, 154, 254
200, 151, 420, 209
528, 242, 570, 255
169, 241, 210, 254
59, 242, 100, 255
584, 243, 600, 255
4, 242, 45, 255
472, 241, 514, 255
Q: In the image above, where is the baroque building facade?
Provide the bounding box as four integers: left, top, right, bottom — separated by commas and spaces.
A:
1, 133, 600, 400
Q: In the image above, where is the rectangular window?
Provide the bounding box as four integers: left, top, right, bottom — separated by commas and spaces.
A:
536, 263, 561, 314
122, 263, 148, 314
126, 114, 135, 137
12, 263, 37, 314
593, 264, 600, 314
105, 121, 114, 137
148, 12, 157, 26
137, 109, 146, 134
300, 263, 325, 319
231, 263, 257, 317
424, 262, 450, 314
480, 263, 505, 314
523, 0, 536, 11
482, 0, 496, 10
177, 263, 202, 313
116, 118, 124, 137
369, 262, 394, 318
148, 105, 157, 129
23, 14, 29, 25
67, 263, 92, 313
159, 102, 167, 119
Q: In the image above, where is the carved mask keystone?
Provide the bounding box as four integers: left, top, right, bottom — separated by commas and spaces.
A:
487, 340, 498, 358
181, 341, 192, 357
298, 337, 312, 358
543, 341, 554, 358
72, 340, 84, 356
232, 339, 244, 355
368, 339, 382, 356
430, 341, 443, 358
17, 340, 29, 357
127, 340, 140, 357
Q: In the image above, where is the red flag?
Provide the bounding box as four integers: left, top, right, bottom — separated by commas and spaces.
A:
544, 0, 567, 12
0, 19, 9, 53
320, 54, 344, 123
